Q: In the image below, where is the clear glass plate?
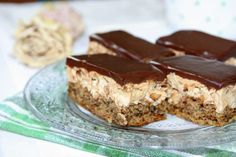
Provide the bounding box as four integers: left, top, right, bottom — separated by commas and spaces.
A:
24, 60, 236, 149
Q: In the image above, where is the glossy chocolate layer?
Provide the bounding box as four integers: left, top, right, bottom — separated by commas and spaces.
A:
90, 30, 175, 62
67, 54, 165, 85
156, 30, 236, 61
152, 55, 236, 89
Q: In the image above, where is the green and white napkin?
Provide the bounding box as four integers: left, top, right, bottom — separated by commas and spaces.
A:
0, 93, 236, 157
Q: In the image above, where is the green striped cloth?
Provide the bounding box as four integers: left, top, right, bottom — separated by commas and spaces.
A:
0, 93, 236, 157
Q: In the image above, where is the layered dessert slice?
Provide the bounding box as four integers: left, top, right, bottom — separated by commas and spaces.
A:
67, 54, 168, 126
156, 30, 236, 65
88, 30, 175, 62
151, 55, 236, 126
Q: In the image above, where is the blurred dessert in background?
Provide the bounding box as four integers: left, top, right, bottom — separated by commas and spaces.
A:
14, 3, 85, 67
14, 17, 72, 67
39, 4, 85, 41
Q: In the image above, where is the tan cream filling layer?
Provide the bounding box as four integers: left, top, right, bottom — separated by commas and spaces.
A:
225, 57, 236, 66
167, 73, 236, 113
67, 66, 167, 107
88, 41, 116, 56
88, 41, 185, 58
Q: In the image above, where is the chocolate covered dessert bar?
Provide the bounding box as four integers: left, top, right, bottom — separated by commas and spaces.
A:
88, 30, 175, 62
156, 30, 236, 65
67, 54, 168, 126
152, 55, 236, 126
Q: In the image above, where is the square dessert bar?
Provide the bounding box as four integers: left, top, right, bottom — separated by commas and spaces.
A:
88, 30, 175, 62
67, 54, 168, 126
152, 55, 236, 126
156, 30, 236, 65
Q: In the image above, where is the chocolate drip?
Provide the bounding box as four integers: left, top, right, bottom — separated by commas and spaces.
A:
90, 30, 175, 62
152, 55, 236, 89
67, 54, 165, 85
156, 30, 236, 61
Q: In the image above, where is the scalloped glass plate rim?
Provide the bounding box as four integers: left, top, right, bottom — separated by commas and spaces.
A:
23, 60, 236, 149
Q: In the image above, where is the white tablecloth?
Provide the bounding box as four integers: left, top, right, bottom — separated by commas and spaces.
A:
0, 1, 174, 156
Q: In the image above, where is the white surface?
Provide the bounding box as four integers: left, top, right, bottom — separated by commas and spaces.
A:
165, 0, 236, 39
0, 1, 171, 157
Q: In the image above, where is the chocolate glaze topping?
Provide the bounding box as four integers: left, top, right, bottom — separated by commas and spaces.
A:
67, 54, 165, 85
156, 30, 236, 61
152, 55, 236, 89
90, 30, 175, 62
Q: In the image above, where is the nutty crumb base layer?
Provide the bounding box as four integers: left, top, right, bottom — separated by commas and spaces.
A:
158, 96, 236, 126
68, 82, 166, 126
